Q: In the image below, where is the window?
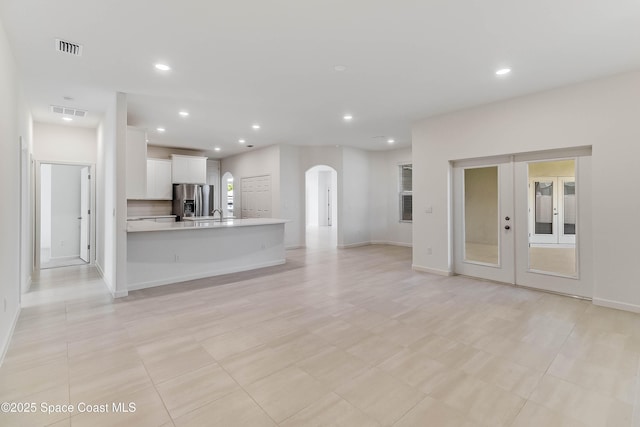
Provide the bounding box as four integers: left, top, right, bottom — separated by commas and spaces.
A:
399, 164, 412, 222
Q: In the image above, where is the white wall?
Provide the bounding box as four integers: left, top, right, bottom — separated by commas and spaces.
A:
0, 17, 31, 365
40, 164, 52, 251
341, 147, 371, 247
412, 71, 640, 311
369, 148, 413, 246
33, 122, 97, 163
50, 165, 83, 258
97, 92, 128, 297
221, 144, 282, 219
305, 167, 319, 226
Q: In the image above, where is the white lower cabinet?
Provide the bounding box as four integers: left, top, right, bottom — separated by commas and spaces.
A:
146, 159, 173, 200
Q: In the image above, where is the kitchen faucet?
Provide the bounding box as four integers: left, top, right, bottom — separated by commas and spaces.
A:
211, 208, 223, 219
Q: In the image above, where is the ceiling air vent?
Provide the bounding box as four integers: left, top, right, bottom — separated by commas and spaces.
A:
55, 38, 83, 56
50, 105, 87, 118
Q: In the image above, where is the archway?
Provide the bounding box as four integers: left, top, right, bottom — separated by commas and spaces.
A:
305, 165, 338, 249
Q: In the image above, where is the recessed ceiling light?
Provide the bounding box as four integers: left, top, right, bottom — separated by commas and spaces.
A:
343, 115, 353, 121
157, 127, 166, 132
155, 63, 171, 71
387, 139, 395, 144
179, 111, 189, 117
334, 65, 347, 72
62, 117, 73, 122
238, 139, 246, 144
252, 124, 260, 130
495, 68, 511, 76
214, 147, 221, 152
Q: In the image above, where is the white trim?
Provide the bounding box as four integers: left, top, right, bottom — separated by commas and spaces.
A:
47, 255, 83, 261
593, 297, 640, 314
0, 307, 20, 368
127, 259, 286, 291
412, 264, 453, 276
112, 290, 128, 298
285, 245, 304, 250
370, 240, 412, 248
95, 262, 104, 278
338, 241, 371, 249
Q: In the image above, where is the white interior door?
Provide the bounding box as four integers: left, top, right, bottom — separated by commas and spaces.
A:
453, 159, 515, 284
79, 167, 90, 263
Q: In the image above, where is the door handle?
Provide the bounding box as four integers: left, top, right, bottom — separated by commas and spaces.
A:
504, 225, 510, 230
505, 216, 510, 221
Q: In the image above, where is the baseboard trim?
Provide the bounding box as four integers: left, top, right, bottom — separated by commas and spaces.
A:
593, 297, 640, 314
412, 264, 453, 276
370, 240, 413, 248
338, 242, 371, 249
285, 245, 304, 250
0, 306, 21, 368
95, 262, 104, 278
112, 290, 129, 299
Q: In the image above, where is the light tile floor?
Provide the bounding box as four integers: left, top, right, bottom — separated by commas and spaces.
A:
1, 245, 640, 426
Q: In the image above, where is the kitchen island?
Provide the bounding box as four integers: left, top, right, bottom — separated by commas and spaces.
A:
127, 218, 287, 290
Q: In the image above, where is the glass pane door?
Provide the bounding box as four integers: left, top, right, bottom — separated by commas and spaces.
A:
464, 167, 499, 265
530, 178, 558, 244
453, 161, 515, 284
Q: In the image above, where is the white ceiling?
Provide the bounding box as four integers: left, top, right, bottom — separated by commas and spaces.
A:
1, 0, 639, 158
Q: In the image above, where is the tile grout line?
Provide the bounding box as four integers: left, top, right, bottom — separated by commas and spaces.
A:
208, 355, 282, 426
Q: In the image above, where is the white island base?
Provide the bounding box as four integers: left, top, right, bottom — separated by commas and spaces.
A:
127, 219, 286, 291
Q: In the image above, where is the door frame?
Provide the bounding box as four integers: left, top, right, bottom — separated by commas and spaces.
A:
34, 160, 96, 270
451, 146, 593, 298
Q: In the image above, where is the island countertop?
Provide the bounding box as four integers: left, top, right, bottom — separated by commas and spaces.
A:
127, 218, 288, 233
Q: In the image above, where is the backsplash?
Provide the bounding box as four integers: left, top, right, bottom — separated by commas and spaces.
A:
127, 200, 172, 217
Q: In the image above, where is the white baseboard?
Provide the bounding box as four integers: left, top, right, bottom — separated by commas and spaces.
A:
127, 259, 287, 292
285, 245, 304, 250
0, 306, 21, 368
95, 262, 104, 278
593, 297, 640, 314
112, 290, 129, 298
48, 255, 81, 261
370, 240, 413, 248
412, 264, 453, 277
338, 242, 371, 249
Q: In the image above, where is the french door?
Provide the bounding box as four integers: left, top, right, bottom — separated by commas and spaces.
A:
528, 176, 576, 245
453, 151, 593, 298
453, 158, 515, 284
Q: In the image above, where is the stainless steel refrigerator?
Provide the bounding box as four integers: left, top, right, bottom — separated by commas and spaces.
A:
172, 184, 214, 221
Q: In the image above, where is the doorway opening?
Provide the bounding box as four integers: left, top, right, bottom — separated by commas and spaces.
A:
305, 165, 338, 249
37, 162, 93, 270
221, 172, 234, 218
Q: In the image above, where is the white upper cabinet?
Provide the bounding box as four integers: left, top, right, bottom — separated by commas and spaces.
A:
146, 159, 173, 200
171, 154, 207, 184
126, 127, 147, 199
